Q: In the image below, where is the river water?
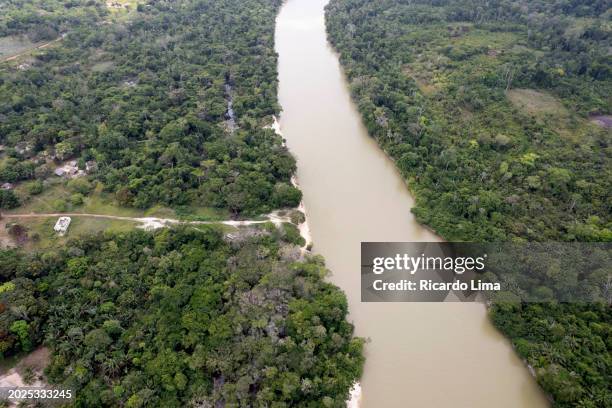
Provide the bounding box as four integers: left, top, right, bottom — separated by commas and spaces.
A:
275, 0, 549, 407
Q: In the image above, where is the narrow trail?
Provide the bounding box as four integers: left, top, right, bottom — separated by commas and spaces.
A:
2, 211, 291, 230
1, 34, 66, 63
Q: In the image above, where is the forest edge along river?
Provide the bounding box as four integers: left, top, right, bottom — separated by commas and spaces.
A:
275, 0, 550, 407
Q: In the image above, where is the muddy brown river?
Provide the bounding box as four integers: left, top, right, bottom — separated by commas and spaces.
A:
275, 0, 550, 407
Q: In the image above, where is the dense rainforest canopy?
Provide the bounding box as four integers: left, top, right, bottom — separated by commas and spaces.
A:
327, 0, 610, 242
0, 0, 301, 215
0, 0, 107, 41
326, 0, 611, 407
0, 227, 364, 406
0, 0, 364, 406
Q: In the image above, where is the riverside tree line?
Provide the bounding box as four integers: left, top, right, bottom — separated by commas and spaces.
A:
0, 0, 363, 406
326, 0, 610, 406
0, 0, 301, 215
0, 226, 364, 406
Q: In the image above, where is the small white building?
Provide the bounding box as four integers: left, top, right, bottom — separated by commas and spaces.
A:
54, 217, 71, 236
1, 183, 13, 190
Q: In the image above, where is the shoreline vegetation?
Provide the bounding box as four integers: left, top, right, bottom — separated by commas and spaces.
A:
325, 0, 610, 406
0, 0, 364, 406
271, 114, 361, 406
0, 0, 608, 406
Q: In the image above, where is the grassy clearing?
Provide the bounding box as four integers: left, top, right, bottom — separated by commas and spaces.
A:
0, 35, 64, 63
508, 44, 545, 58
1, 188, 273, 251
453, 29, 520, 50
507, 88, 569, 117
0, 215, 243, 251
91, 60, 115, 73
10, 181, 147, 217
69, 216, 138, 237
9, 179, 231, 222
81, 190, 146, 217
504, 88, 595, 142
192, 223, 236, 235
106, 0, 133, 11
174, 205, 229, 221
1, 208, 235, 251
9, 181, 74, 214
0, 36, 36, 59
403, 65, 439, 95
106, 0, 143, 22
1, 216, 140, 251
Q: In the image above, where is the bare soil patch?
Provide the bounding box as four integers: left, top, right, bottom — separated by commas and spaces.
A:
16, 347, 50, 374
0, 347, 50, 389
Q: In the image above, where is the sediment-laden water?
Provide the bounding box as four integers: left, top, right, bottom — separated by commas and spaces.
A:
275, 1, 549, 406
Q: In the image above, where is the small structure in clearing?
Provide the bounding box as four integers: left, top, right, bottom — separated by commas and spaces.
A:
54, 216, 71, 236
1, 182, 13, 190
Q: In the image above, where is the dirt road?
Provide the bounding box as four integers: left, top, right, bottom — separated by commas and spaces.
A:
2, 211, 291, 230
1, 34, 66, 63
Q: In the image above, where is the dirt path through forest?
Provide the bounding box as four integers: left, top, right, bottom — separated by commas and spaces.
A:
2, 211, 291, 230
1, 34, 66, 63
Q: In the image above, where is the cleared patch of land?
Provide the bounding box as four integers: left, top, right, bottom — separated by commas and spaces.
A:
1, 216, 139, 250
0, 210, 297, 250
506, 88, 568, 117
9, 182, 230, 222
0, 36, 37, 60
403, 64, 439, 95
0, 34, 65, 63
0, 347, 50, 389
91, 60, 115, 73
452, 28, 519, 50
106, 0, 143, 21
106, 0, 133, 10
